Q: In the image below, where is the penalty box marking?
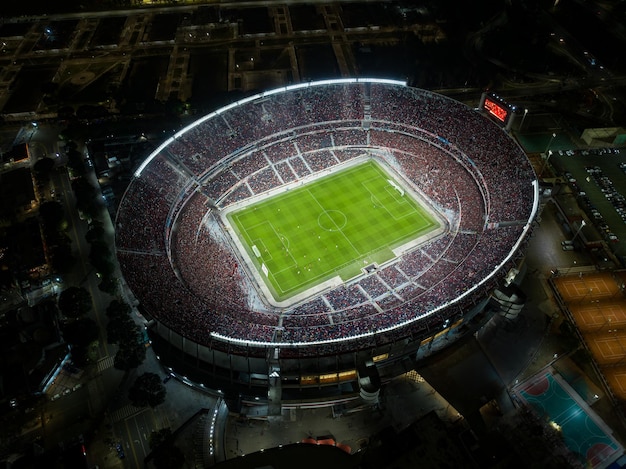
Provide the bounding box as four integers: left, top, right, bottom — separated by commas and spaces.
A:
361, 177, 418, 222
240, 219, 298, 278
251, 238, 272, 262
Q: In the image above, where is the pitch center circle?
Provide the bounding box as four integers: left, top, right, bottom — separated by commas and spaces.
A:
318, 210, 347, 232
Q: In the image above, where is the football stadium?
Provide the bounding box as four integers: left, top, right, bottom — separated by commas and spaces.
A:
115, 78, 539, 404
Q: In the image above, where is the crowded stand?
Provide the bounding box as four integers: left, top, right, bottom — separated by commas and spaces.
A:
203, 169, 240, 201
116, 79, 537, 357
303, 149, 340, 173
282, 310, 331, 328
247, 167, 282, 195
294, 131, 334, 154
168, 122, 234, 177
332, 127, 369, 148
287, 156, 312, 178
357, 275, 391, 299
333, 148, 367, 162
323, 284, 368, 310
394, 282, 425, 301
274, 161, 298, 184
229, 150, 269, 179
377, 265, 410, 290
116, 178, 170, 253
396, 247, 435, 278
442, 233, 480, 263
375, 293, 403, 311
220, 184, 253, 207
263, 139, 297, 164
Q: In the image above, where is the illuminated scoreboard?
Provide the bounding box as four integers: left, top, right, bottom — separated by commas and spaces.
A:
479, 92, 516, 130
484, 97, 509, 122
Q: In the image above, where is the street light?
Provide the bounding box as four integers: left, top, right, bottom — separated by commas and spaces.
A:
539, 133, 557, 177
545, 132, 556, 155
519, 108, 528, 131
572, 220, 586, 242
540, 150, 553, 177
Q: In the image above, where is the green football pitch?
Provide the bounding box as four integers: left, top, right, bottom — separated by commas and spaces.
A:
226, 160, 440, 301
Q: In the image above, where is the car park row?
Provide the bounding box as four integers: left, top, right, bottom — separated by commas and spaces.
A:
572, 164, 623, 243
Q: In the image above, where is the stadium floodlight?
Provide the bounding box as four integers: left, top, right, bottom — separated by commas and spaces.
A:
263, 87, 286, 97
358, 77, 407, 86
133, 139, 172, 177
545, 132, 557, 155
572, 220, 586, 242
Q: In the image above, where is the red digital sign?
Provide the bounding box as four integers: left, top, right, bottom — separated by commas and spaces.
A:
484, 97, 509, 123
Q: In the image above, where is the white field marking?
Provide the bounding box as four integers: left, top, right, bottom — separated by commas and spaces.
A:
306, 188, 361, 257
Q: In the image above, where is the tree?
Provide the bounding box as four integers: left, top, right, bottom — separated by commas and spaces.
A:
39, 200, 66, 233
72, 177, 99, 218
62, 317, 99, 366
58, 286, 92, 318
149, 428, 172, 449
128, 372, 166, 408
89, 239, 110, 261
67, 148, 86, 176
85, 223, 105, 243
106, 312, 136, 344
149, 428, 185, 469
33, 157, 55, 179
106, 299, 132, 320
106, 300, 134, 344
98, 275, 118, 295
113, 337, 146, 371
107, 299, 145, 369
62, 317, 99, 347
153, 443, 185, 469
89, 240, 114, 276
50, 243, 76, 273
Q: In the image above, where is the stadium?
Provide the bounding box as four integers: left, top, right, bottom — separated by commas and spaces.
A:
115, 78, 539, 405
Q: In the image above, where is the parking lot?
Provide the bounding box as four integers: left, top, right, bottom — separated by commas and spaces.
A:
551, 147, 626, 258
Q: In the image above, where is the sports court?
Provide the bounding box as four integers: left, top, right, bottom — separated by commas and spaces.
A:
553, 272, 626, 400
553, 273, 621, 301
226, 160, 442, 301
513, 370, 623, 469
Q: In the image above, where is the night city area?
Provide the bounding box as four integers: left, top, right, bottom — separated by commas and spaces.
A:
2, 0, 626, 468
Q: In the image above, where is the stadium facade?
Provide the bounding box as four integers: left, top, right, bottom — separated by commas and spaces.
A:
115, 78, 538, 408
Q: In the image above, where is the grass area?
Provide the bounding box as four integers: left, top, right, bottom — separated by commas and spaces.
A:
227, 160, 440, 301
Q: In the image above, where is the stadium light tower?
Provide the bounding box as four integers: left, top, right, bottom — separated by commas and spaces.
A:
571, 220, 586, 242
540, 133, 557, 177
519, 108, 528, 131
544, 132, 556, 155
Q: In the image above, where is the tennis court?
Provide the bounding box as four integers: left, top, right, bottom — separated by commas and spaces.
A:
514, 371, 623, 468
553, 273, 621, 302
569, 301, 626, 333
604, 366, 626, 404
553, 272, 626, 400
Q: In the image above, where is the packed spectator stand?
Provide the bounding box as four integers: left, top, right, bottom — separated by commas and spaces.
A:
116, 79, 538, 359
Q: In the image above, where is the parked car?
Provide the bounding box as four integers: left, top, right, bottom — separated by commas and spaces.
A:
116, 443, 125, 459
